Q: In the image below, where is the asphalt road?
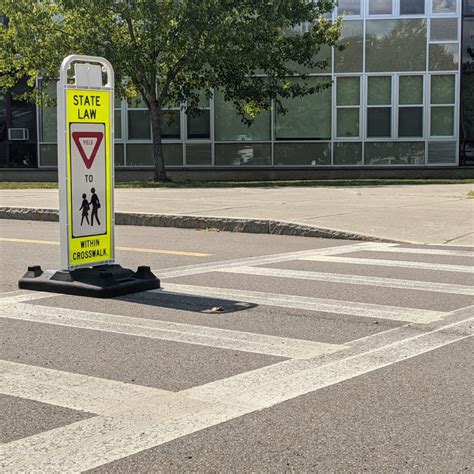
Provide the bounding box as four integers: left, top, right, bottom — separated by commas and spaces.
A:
0, 220, 473, 472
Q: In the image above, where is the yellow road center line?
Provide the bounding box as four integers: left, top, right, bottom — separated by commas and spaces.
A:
0, 237, 211, 258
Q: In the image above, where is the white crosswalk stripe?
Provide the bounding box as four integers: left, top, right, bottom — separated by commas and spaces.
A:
156, 242, 379, 279
298, 255, 473, 273
362, 245, 474, 258
0, 301, 345, 360
159, 284, 446, 323
219, 266, 474, 295
0, 360, 172, 415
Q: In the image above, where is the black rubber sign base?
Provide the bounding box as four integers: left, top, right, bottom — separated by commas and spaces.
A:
18, 264, 161, 298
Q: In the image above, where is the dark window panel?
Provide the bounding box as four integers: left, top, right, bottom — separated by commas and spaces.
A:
367, 108, 392, 137
187, 110, 210, 139
186, 143, 212, 165
161, 110, 180, 139
6, 143, 37, 168
128, 110, 151, 140
400, 0, 425, 14
399, 107, 423, 137
338, 0, 361, 15
333, 142, 363, 165
274, 143, 331, 166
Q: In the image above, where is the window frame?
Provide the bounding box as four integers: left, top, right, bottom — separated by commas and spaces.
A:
396, 74, 426, 139
365, 74, 394, 139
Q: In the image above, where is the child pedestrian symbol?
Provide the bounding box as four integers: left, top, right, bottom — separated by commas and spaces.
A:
90, 187, 101, 226
79, 193, 90, 225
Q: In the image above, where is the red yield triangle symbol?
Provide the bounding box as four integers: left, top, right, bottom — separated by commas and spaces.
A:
72, 132, 103, 170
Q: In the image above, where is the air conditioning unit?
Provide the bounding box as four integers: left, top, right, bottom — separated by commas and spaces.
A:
8, 128, 29, 141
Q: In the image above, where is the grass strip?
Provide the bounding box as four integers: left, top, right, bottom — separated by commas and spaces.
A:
1, 179, 474, 190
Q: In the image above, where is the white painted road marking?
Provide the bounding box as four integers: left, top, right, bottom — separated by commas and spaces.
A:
366, 244, 474, 258
220, 266, 474, 296
299, 255, 474, 273
157, 242, 378, 279
190, 318, 473, 410
160, 284, 446, 323
1, 242, 472, 470
1, 313, 471, 472
0, 302, 345, 359
0, 359, 171, 416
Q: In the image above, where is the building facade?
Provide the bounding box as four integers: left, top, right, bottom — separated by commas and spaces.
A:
1, 0, 473, 173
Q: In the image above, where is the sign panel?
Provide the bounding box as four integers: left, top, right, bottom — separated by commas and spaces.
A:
70, 122, 106, 238
58, 57, 115, 270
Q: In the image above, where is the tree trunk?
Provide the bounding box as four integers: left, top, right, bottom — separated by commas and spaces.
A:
149, 103, 168, 181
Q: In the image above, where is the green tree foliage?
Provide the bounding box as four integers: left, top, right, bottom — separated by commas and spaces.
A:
0, 0, 341, 180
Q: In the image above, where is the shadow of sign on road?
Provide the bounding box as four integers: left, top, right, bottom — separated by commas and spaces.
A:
119, 290, 256, 314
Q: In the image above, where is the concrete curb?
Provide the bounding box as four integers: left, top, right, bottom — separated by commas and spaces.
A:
0, 206, 408, 244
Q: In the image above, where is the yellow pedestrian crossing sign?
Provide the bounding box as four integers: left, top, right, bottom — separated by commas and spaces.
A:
58, 56, 115, 269
18, 54, 160, 298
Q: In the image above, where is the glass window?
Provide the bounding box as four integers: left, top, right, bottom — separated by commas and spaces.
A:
429, 43, 459, 71
334, 142, 363, 165
337, 0, 360, 15
215, 143, 271, 166
431, 107, 455, 135
128, 110, 150, 139
368, 77, 392, 105
365, 142, 425, 165
337, 77, 360, 105
366, 20, 427, 72
114, 110, 122, 139
399, 108, 423, 137
464, 0, 474, 16
431, 75, 455, 104
335, 21, 363, 73
39, 82, 57, 142
128, 110, 180, 140
428, 141, 457, 163
432, 0, 456, 14
461, 74, 474, 144
7, 143, 37, 168
430, 18, 458, 41
40, 105, 57, 142
161, 110, 181, 139
274, 143, 331, 166
187, 110, 210, 139
126, 143, 183, 166
337, 109, 360, 137
399, 76, 423, 104
275, 78, 331, 140
0, 94, 5, 144
39, 144, 57, 167
400, 0, 425, 14
214, 92, 271, 141
367, 108, 392, 137
369, 0, 392, 15
115, 144, 124, 166
185, 143, 212, 165
462, 18, 474, 70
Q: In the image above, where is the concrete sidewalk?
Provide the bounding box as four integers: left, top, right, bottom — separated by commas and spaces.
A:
1, 184, 473, 245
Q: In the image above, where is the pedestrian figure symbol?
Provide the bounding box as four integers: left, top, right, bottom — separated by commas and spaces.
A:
79, 193, 90, 225
79, 188, 101, 227
90, 188, 101, 226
